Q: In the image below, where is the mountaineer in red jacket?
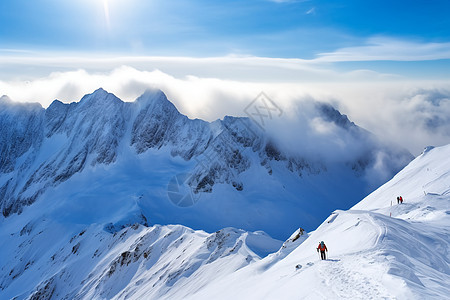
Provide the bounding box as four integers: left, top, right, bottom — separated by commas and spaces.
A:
317, 241, 328, 260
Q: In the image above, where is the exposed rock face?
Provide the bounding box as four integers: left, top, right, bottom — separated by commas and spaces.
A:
0, 96, 44, 174
0, 89, 132, 216
130, 90, 212, 160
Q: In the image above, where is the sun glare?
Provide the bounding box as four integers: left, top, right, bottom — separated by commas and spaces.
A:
102, 0, 111, 29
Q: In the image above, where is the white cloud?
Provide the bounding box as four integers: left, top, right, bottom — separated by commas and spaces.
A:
316, 37, 450, 62
0, 53, 403, 87
1, 65, 449, 157
1, 38, 450, 158
306, 7, 315, 15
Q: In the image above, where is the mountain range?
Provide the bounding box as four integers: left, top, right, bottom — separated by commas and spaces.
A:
0, 88, 412, 240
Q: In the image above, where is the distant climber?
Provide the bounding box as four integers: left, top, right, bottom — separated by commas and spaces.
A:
399, 196, 403, 204
397, 196, 400, 204
317, 241, 328, 260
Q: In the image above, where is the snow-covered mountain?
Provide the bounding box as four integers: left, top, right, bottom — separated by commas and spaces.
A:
0, 140, 448, 299
0, 88, 412, 239
0, 218, 281, 299
187, 144, 450, 300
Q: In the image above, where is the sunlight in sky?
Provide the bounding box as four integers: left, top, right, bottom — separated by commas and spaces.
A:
102, 0, 111, 30
0, 0, 449, 156
0, 0, 449, 60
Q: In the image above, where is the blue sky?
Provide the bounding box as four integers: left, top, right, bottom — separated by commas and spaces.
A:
1, 0, 450, 155
1, 0, 450, 60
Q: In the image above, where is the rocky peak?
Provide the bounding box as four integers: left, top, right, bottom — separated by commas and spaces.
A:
0, 95, 12, 105
78, 88, 123, 110
316, 102, 356, 130
134, 89, 179, 115
0, 96, 43, 114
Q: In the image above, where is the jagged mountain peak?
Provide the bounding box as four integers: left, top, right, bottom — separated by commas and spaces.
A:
0, 95, 12, 104
78, 87, 123, 109
89, 87, 109, 97
140, 88, 166, 100
94, 87, 107, 93
134, 88, 179, 113
222, 115, 257, 130
47, 99, 66, 110
0, 95, 43, 113
315, 102, 357, 130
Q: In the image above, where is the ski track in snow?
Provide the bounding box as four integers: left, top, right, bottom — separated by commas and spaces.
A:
370, 214, 388, 247
317, 214, 390, 299
318, 257, 390, 299
304, 214, 389, 299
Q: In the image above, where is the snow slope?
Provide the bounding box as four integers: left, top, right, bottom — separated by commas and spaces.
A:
0, 215, 282, 299
353, 145, 450, 223
0, 143, 447, 299
182, 144, 450, 299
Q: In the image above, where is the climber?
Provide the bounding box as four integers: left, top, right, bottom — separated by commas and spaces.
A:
317, 241, 328, 260
399, 196, 403, 204
397, 196, 400, 204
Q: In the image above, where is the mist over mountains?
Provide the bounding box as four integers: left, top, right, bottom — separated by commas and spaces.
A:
0, 88, 412, 238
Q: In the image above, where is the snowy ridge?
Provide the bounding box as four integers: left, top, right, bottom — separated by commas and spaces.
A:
0, 219, 281, 299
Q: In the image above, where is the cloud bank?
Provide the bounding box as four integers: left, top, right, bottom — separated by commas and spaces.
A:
1, 65, 449, 157
317, 37, 450, 62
